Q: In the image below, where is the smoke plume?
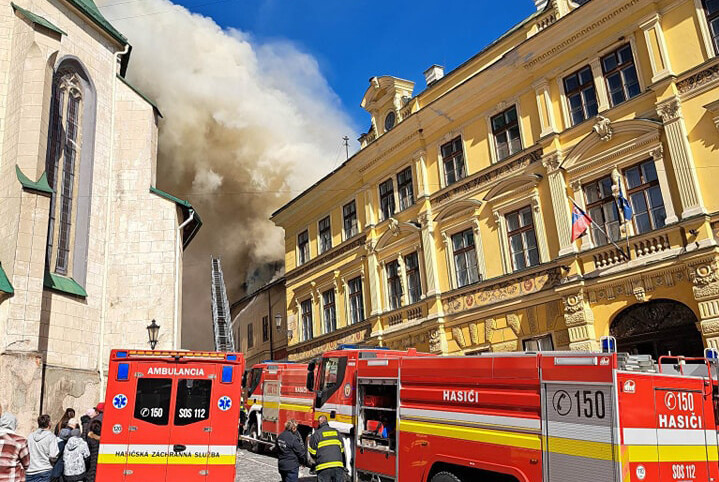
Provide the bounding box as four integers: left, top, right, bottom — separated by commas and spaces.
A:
99, 0, 357, 349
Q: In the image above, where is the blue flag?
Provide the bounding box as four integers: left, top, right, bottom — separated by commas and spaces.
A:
617, 192, 633, 221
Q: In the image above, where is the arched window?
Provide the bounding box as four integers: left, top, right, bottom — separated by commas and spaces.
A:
45, 59, 95, 284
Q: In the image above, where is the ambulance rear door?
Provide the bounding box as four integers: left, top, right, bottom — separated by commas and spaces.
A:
165, 361, 215, 481
126, 361, 173, 481
207, 360, 243, 480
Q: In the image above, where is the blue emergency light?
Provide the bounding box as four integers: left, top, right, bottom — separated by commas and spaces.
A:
117, 363, 129, 381
337, 344, 389, 350
221, 366, 233, 383
600, 336, 616, 353
116, 351, 128, 358
226, 354, 237, 361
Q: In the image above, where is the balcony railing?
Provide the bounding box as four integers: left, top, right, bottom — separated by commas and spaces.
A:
588, 229, 675, 271
376, 301, 428, 335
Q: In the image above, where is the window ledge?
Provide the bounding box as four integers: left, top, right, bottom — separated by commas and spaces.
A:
44, 271, 87, 297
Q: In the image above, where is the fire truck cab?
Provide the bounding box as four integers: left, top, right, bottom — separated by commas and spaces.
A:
243, 361, 314, 449
97, 349, 245, 482
306, 345, 435, 470
353, 346, 719, 482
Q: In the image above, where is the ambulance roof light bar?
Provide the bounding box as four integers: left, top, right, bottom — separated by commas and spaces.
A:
705, 348, 719, 363
337, 344, 389, 351
116, 350, 239, 360
600, 336, 617, 354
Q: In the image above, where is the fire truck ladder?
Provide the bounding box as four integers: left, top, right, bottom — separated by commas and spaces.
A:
211, 256, 235, 352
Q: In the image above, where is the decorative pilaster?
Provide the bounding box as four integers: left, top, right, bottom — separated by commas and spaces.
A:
493, 211, 512, 274
649, 146, 678, 224
531, 195, 551, 263
589, 58, 611, 112
543, 153, 574, 256
689, 259, 719, 349
471, 218, 487, 280
640, 14, 673, 83
414, 151, 429, 198
419, 211, 440, 296
441, 231, 456, 289
533, 78, 557, 137
656, 97, 706, 219
365, 240, 382, 316
563, 291, 599, 351
428, 325, 448, 355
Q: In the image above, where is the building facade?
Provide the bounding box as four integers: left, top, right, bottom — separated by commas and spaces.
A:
0, 0, 200, 432
272, 0, 719, 362
230, 277, 288, 367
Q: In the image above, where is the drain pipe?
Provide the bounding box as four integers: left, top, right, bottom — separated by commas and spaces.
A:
98, 42, 130, 399
174, 209, 194, 349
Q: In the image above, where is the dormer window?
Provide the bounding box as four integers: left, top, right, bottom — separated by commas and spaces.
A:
384, 111, 396, 132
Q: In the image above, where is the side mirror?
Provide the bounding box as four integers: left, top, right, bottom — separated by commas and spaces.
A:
241, 371, 247, 388
306, 360, 316, 392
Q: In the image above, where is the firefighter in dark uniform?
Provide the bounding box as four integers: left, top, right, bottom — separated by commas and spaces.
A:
276, 419, 306, 482
308, 415, 345, 482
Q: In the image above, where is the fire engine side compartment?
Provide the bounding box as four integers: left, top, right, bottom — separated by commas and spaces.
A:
396, 355, 543, 482
616, 370, 719, 482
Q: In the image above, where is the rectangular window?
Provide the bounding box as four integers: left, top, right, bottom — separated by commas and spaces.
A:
379, 179, 395, 221
56, 95, 81, 275
706, 0, 719, 54
584, 175, 621, 246
523, 334, 554, 351
247, 323, 254, 348
301, 299, 313, 341
134, 378, 172, 426
405, 252, 422, 304
563, 66, 599, 126
624, 160, 666, 234
322, 289, 337, 334
441, 136, 466, 185
491, 106, 522, 161
397, 167, 414, 210
506, 207, 540, 271
343, 201, 358, 239
452, 229, 480, 288
297, 230, 309, 265
319, 216, 332, 253
602, 44, 640, 106
348, 277, 365, 324
174, 379, 212, 426
262, 316, 269, 342
386, 260, 403, 310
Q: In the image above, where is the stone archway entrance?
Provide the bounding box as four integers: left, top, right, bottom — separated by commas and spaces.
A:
610, 299, 704, 359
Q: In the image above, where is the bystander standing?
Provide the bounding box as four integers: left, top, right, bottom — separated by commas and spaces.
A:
0, 413, 30, 482
26, 415, 58, 482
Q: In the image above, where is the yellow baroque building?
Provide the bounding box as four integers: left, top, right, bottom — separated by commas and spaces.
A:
271, 0, 719, 361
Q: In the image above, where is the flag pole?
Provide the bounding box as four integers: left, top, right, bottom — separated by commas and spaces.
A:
567, 195, 631, 261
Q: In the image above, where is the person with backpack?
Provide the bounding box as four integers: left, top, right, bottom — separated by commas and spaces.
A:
61, 423, 88, 482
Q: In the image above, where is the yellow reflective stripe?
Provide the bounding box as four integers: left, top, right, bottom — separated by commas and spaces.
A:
318, 439, 343, 449
322, 430, 338, 438
279, 403, 313, 413
307, 446, 317, 455
400, 419, 541, 451
316, 461, 345, 471
628, 445, 719, 463
545, 436, 617, 461
97, 454, 236, 466
314, 412, 355, 424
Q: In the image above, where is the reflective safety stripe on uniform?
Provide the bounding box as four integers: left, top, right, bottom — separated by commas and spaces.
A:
307, 446, 317, 456
98, 444, 237, 465
316, 461, 345, 471
322, 431, 338, 438
318, 439, 344, 451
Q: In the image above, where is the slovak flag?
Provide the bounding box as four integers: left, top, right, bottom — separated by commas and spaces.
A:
571, 204, 592, 242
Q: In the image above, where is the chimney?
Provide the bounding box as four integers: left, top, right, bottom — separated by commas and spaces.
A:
423, 65, 445, 87
534, 0, 549, 10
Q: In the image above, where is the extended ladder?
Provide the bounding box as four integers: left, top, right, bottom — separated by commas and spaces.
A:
210, 256, 235, 352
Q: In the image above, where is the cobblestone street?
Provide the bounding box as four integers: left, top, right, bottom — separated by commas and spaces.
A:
235, 448, 316, 482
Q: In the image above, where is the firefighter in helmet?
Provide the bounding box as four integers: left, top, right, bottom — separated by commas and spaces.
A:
308, 415, 345, 481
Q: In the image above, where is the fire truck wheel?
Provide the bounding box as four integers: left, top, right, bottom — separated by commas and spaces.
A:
430, 471, 462, 482
248, 420, 262, 453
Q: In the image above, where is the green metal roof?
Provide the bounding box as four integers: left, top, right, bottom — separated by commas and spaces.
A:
150, 187, 203, 249
66, 0, 127, 44
0, 262, 13, 295
44, 271, 87, 297
16, 165, 53, 195
11, 2, 66, 36
117, 74, 163, 118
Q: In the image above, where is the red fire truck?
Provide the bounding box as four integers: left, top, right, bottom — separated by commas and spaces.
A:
96, 349, 245, 482
305, 345, 436, 469
242, 361, 314, 449
351, 344, 719, 482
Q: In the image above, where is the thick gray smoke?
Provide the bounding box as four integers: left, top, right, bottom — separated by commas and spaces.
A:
99, 0, 357, 349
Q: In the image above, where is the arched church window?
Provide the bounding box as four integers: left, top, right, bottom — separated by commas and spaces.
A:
44, 60, 95, 284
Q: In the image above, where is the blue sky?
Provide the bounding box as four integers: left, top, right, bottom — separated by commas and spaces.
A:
171, 0, 533, 133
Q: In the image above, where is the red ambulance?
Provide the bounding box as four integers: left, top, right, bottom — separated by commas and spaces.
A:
96, 349, 244, 481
